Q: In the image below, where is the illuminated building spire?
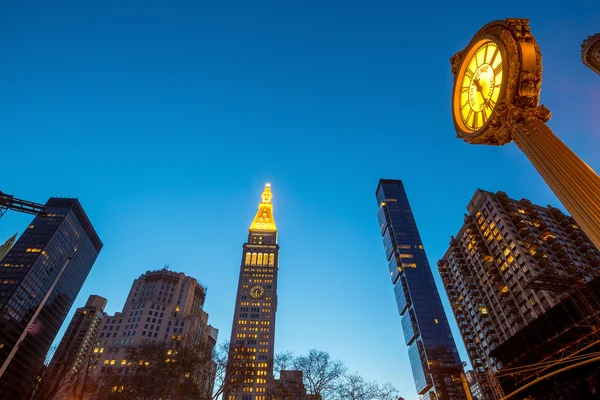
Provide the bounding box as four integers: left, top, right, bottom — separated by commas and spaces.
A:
250, 183, 276, 231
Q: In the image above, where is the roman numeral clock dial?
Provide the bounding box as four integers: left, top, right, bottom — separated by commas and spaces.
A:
453, 39, 504, 134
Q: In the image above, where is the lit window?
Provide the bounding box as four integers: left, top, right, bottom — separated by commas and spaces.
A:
251, 253, 257, 266
245, 253, 251, 266
257, 253, 263, 266
269, 254, 275, 266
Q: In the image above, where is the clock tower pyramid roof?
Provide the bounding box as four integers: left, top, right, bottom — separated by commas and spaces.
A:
249, 183, 277, 232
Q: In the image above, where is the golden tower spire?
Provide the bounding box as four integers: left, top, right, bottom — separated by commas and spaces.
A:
250, 183, 276, 231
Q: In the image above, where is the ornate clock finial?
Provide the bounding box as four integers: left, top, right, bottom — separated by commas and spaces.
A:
582, 33, 600, 75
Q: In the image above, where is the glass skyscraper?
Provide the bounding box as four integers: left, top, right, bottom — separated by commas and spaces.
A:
0, 198, 102, 399
375, 179, 466, 400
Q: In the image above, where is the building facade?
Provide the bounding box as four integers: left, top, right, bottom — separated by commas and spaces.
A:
438, 190, 600, 399
0, 233, 17, 262
225, 183, 279, 400
272, 371, 311, 400
465, 370, 483, 400
0, 198, 103, 399
88, 268, 218, 396
375, 180, 466, 400
38, 295, 107, 399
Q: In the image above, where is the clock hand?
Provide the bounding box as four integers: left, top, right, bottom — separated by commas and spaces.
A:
473, 78, 488, 105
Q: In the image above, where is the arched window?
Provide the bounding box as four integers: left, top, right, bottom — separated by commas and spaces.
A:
257, 253, 263, 266
251, 253, 257, 266
245, 253, 251, 266
269, 254, 275, 266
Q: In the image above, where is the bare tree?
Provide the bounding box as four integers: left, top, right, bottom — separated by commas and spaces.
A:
272, 350, 402, 400
373, 382, 399, 400
33, 345, 99, 400
207, 341, 230, 400
94, 335, 216, 400
292, 349, 346, 399
220, 342, 268, 400
273, 351, 294, 379
333, 373, 378, 400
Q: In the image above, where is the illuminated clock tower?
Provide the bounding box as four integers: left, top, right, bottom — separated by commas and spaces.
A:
225, 183, 279, 400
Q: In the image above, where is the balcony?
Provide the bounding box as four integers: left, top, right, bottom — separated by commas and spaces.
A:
482, 325, 496, 336
508, 314, 523, 324
563, 264, 578, 274
500, 297, 514, 307
488, 334, 500, 343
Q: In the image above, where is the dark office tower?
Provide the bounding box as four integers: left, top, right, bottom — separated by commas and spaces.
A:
438, 190, 600, 399
0, 198, 102, 399
37, 295, 107, 398
375, 180, 466, 400
225, 183, 279, 400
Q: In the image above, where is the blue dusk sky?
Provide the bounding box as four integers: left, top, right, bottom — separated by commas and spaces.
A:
1, 2, 598, 399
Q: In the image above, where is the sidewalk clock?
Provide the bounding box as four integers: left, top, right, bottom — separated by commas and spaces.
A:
449, 18, 600, 254
451, 18, 545, 145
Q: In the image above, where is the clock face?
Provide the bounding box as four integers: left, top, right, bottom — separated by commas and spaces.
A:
249, 285, 265, 299
454, 39, 504, 134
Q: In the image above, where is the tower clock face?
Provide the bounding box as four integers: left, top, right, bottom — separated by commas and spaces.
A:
249, 285, 265, 299
453, 39, 505, 134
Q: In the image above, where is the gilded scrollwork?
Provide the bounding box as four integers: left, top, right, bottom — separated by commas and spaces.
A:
581, 33, 600, 75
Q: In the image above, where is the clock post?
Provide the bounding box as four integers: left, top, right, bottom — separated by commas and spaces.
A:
450, 18, 600, 250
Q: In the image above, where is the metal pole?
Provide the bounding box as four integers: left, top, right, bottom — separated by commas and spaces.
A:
500, 354, 600, 399
460, 372, 473, 400
0, 256, 73, 379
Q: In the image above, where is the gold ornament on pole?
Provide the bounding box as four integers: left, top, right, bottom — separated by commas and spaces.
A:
450, 18, 600, 251
582, 33, 600, 75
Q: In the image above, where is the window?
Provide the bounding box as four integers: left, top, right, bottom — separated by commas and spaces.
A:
245, 253, 251, 266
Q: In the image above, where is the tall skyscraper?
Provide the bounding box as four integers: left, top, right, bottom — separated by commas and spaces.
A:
0, 198, 103, 399
438, 190, 600, 399
38, 295, 107, 398
226, 183, 279, 400
0, 233, 18, 262
88, 268, 218, 397
375, 179, 466, 400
